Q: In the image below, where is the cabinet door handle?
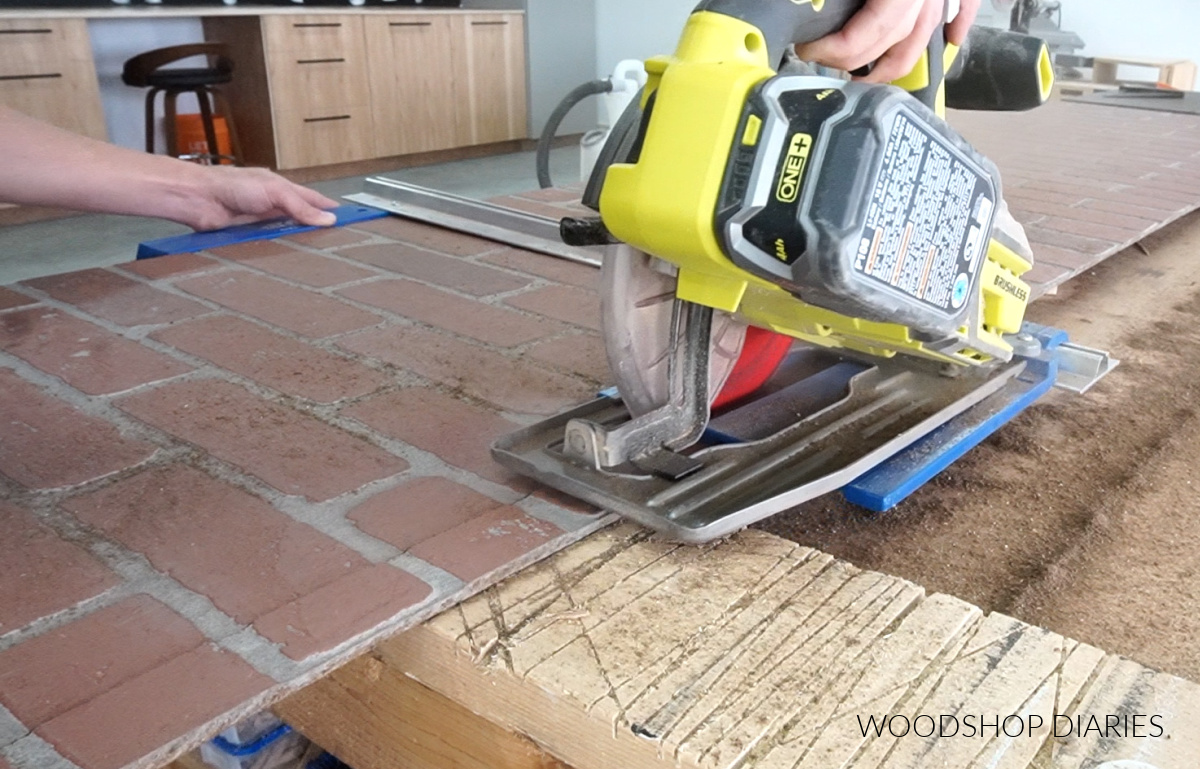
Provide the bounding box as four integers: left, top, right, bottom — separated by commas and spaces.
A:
296, 58, 346, 65
304, 115, 352, 123
390, 22, 433, 27
293, 23, 343, 28
0, 73, 63, 82
0, 28, 53, 35
471, 21, 509, 26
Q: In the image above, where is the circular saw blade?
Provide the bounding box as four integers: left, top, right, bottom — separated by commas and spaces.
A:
601, 244, 748, 417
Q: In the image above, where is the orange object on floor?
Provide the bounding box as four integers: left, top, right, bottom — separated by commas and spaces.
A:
175, 113, 233, 165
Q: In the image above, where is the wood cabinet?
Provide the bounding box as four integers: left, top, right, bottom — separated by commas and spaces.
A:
453, 13, 527, 147
365, 14, 459, 157
0, 17, 106, 141
214, 10, 528, 170
260, 14, 377, 169
365, 12, 528, 164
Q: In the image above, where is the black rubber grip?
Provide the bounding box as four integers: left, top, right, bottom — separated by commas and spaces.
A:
946, 27, 1051, 111
693, 0, 866, 68
692, 0, 950, 111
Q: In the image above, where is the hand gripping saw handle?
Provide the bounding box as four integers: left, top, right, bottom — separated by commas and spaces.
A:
693, 0, 952, 112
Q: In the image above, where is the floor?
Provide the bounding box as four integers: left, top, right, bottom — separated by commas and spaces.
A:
0, 146, 582, 286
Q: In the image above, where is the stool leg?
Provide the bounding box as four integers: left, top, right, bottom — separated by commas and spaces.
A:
144, 87, 160, 154
164, 90, 180, 158
211, 89, 244, 166
196, 87, 221, 166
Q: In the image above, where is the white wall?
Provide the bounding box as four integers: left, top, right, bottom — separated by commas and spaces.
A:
1058, 0, 1200, 78
979, 1, 1200, 88
594, 0, 693, 76
88, 18, 207, 151
526, 0, 598, 136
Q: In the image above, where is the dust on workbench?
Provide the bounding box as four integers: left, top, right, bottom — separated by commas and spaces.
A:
757, 209, 1200, 683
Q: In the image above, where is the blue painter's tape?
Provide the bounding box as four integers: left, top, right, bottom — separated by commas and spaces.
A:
841, 325, 1066, 512
135, 204, 389, 260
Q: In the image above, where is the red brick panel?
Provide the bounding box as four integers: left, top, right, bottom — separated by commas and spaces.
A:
349, 476, 515, 550
526, 333, 612, 384
486, 195, 586, 221
116, 253, 218, 281
116, 381, 408, 502
0, 370, 155, 489
352, 218, 498, 257
208, 239, 296, 261
408, 507, 562, 583
175, 271, 381, 339
337, 279, 565, 347
0, 287, 36, 311
62, 465, 368, 624
505, 285, 602, 332
0, 596, 202, 728
151, 315, 388, 404
339, 325, 593, 416
214, 244, 376, 288
343, 388, 534, 489
337, 243, 532, 297
0, 501, 118, 634
37, 645, 271, 769
480, 248, 600, 290
252, 564, 431, 661
22, 269, 208, 328
0, 308, 192, 396
951, 102, 1200, 294
283, 227, 375, 250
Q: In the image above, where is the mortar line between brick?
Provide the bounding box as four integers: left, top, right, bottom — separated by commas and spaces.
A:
515, 496, 618, 534
0, 704, 27, 750
12, 252, 598, 411
0, 732, 80, 769
16, 501, 301, 682
0, 584, 134, 654
202, 234, 554, 309
319, 281, 599, 356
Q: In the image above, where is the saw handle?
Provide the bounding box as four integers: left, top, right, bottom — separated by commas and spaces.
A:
692, 0, 949, 112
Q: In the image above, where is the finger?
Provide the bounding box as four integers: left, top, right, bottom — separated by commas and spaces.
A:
861, 0, 946, 83
946, 0, 980, 45
272, 186, 338, 227
296, 184, 340, 211
795, 0, 921, 72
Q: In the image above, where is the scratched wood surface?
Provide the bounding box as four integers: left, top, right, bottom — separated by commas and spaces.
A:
371, 523, 1200, 769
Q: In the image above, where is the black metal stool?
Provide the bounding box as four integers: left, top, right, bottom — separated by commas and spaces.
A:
121, 43, 243, 166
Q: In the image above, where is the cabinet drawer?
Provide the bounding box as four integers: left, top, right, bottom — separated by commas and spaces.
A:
262, 15, 364, 60
0, 73, 106, 140
0, 19, 87, 77
0, 18, 106, 141
268, 55, 371, 116
365, 14, 460, 156
274, 109, 375, 170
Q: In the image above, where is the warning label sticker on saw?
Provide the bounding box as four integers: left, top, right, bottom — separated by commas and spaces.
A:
854, 110, 995, 314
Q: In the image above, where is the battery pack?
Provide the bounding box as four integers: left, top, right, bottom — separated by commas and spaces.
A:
716, 76, 1002, 340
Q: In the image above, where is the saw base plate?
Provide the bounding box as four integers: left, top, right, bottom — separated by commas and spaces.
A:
493, 325, 1114, 543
